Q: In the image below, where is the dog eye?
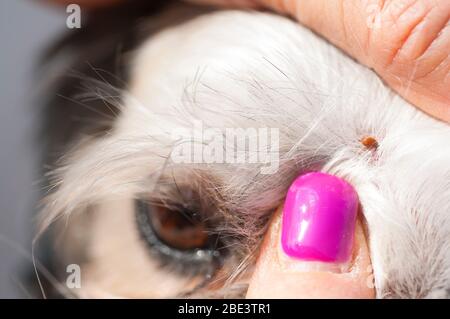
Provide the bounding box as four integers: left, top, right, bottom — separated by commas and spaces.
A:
135, 199, 223, 277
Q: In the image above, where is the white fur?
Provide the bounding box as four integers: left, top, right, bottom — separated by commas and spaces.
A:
42, 10, 450, 298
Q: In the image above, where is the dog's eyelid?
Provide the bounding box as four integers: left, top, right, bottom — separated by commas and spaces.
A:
135, 199, 224, 277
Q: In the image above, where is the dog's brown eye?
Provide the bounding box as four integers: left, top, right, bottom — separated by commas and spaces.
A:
149, 204, 209, 250
135, 200, 222, 276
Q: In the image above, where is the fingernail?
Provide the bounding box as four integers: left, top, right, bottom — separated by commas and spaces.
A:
281, 172, 358, 263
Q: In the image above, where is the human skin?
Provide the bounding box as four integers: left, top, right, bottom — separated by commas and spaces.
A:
246, 206, 375, 298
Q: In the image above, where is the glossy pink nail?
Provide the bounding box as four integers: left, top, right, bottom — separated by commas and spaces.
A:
281, 172, 358, 263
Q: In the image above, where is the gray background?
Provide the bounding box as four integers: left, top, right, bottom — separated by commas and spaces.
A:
0, 1, 65, 298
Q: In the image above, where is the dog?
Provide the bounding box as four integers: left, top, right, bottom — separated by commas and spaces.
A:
35, 2, 450, 298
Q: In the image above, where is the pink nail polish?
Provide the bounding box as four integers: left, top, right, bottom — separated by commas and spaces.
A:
281, 172, 358, 263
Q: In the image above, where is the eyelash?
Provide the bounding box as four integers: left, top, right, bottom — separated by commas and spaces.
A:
135, 199, 223, 278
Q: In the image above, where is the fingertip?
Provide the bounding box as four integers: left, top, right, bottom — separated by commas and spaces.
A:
247, 173, 375, 299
